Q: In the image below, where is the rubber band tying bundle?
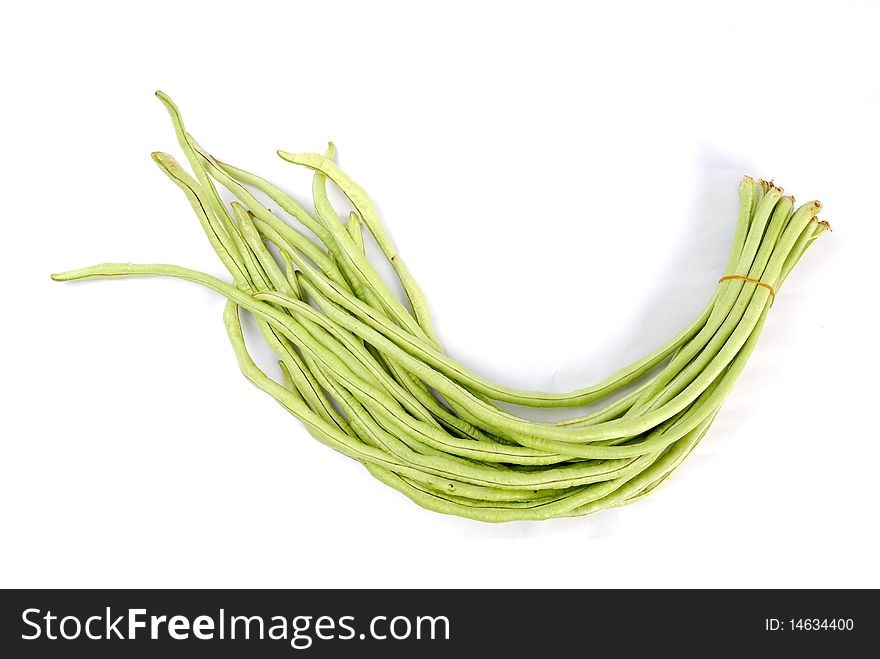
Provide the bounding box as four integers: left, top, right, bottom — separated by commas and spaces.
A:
718, 275, 776, 306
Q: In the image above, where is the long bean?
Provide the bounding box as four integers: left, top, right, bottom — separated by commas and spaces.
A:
51, 92, 829, 521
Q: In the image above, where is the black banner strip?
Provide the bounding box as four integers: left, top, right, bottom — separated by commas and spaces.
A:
0, 589, 872, 657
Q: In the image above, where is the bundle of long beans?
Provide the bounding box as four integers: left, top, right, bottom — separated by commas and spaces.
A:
53, 93, 829, 521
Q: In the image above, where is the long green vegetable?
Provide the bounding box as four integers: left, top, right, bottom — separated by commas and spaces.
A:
52, 92, 829, 522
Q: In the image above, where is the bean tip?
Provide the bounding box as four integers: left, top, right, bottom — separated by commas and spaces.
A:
799, 200, 823, 219
50, 270, 78, 282
154, 90, 175, 108
151, 150, 173, 165
150, 152, 183, 176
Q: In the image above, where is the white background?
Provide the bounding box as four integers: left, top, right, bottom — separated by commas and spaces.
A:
2, 1, 878, 588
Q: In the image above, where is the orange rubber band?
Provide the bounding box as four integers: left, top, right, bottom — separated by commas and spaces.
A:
719, 275, 776, 306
